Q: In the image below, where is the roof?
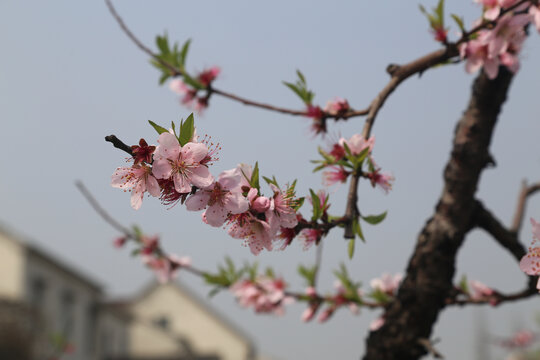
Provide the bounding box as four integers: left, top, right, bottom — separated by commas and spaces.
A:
108, 280, 256, 356
0, 221, 103, 293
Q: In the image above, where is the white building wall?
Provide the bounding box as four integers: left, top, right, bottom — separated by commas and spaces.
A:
0, 231, 25, 300
129, 283, 252, 360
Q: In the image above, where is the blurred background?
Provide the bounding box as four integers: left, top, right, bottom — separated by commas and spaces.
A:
1, 0, 540, 359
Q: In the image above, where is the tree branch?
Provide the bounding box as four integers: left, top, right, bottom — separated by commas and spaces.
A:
364, 68, 515, 360
474, 200, 527, 262
510, 180, 540, 233
105, 135, 133, 156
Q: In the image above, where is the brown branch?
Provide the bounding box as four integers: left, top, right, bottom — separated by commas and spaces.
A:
364, 67, 515, 359
474, 200, 527, 262
343, 172, 360, 238
105, 135, 133, 156
510, 180, 540, 233
448, 286, 538, 307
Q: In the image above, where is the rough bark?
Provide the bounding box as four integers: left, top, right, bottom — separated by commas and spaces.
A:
363, 68, 514, 360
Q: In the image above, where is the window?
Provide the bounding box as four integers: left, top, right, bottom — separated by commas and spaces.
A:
153, 316, 170, 331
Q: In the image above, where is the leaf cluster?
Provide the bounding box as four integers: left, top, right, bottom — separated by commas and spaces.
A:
283, 70, 315, 105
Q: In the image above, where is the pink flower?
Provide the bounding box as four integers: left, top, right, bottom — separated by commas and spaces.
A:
323, 166, 349, 186
459, 31, 500, 79
113, 236, 127, 248
530, 5, 540, 32
152, 132, 214, 193
266, 184, 298, 230
230, 277, 293, 315
197, 66, 221, 87
307, 105, 323, 119
329, 143, 346, 161
142, 254, 191, 284
169, 78, 197, 106
227, 212, 275, 255
485, 14, 529, 59
185, 169, 249, 227
308, 190, 330, 213
469, 280, 494, 300
298, 228, 321, 250
520, 218, 540, 291
339, 134, 375, 156
367, 169, 394, 194
498, 330, 537, 349
324, 97, 350, 116
370, 273, 403, 295
131, 138, 156, 165
301, 303, 319, 322
111, 164, 160, 210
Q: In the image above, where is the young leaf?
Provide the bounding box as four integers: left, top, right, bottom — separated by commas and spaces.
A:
179, 39, 191, 68
148, 120, 169, 135
156, 34, 170, 55
250, 162, 260, 190
183, 73, 204, 90
353, 219, 365, 242
451, 14, 466, 33
362, 211, 387, 225
158, 73, 170, 85
262, 175, 278, 187
178, 113, 195, 146
435, 0, 445, 26
283, 81, 305, 101
348, 238, 355, 259
296, 69, 306, 84
309, 189, 321, 221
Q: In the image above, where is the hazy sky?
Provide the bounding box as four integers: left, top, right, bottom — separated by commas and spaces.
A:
2, 1, 540, 359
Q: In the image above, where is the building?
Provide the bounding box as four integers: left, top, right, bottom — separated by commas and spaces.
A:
0, 223, 256, 360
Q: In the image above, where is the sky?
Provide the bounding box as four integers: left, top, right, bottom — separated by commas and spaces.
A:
1, 1, 540, 359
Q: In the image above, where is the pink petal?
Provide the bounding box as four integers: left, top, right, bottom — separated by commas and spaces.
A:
130, 181, 145, 210
146, 175, 161, 197
519, 248, 540, 275
190, 166, 214, 189
152, 160, 173, 179
155, 133, 180, 160
225, 191, 249, 214
483, 58, 500, 79
173, 173, 191, 193
185, 191, 211, 211
218, 170, 242, 191
204, 204, 229, 227
182, 142, 208, 163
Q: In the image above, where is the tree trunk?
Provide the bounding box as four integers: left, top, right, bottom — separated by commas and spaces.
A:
363, 68, 514, 360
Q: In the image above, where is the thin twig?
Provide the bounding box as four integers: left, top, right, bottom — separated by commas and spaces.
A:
76, 181, 132, 235
105, 135, 134, 156
510, 180, 540, 233
344, 172, 360, 238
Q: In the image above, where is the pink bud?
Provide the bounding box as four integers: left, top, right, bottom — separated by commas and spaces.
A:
113, 236, 127, 248
252, 196, 271, 213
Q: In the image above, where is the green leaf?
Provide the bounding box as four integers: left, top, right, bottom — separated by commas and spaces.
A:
435, 0, 445, 26
451, 14, 466, 33
265, 267, 275, 278
293, 197, 305, 211
179, 39, 191, 68
178, 113, 195, 146
158, 72, 170, 85
283, 81, 305, 101
262, 175, 279, 187
348, 238, 355, 259
183, 73, 204, 90
156, 34, 170, 55
148, 120, 169, 135
353, 219, 365, 242
296, 69, 306, 84
250, 162, 260, 190
458, 274, 469, 294
362, 211, 387, 225
312, 164, 326, 173
309, 189, 321, 221
318, 146, 335, 163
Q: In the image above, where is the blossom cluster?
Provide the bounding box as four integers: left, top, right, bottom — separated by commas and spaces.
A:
315, 133, 394, 193
459, 1, 540, 79
169, 66, 220, 112
111, 119, 303, 255
230, 276, 294, 315
114, 233, 191, 283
